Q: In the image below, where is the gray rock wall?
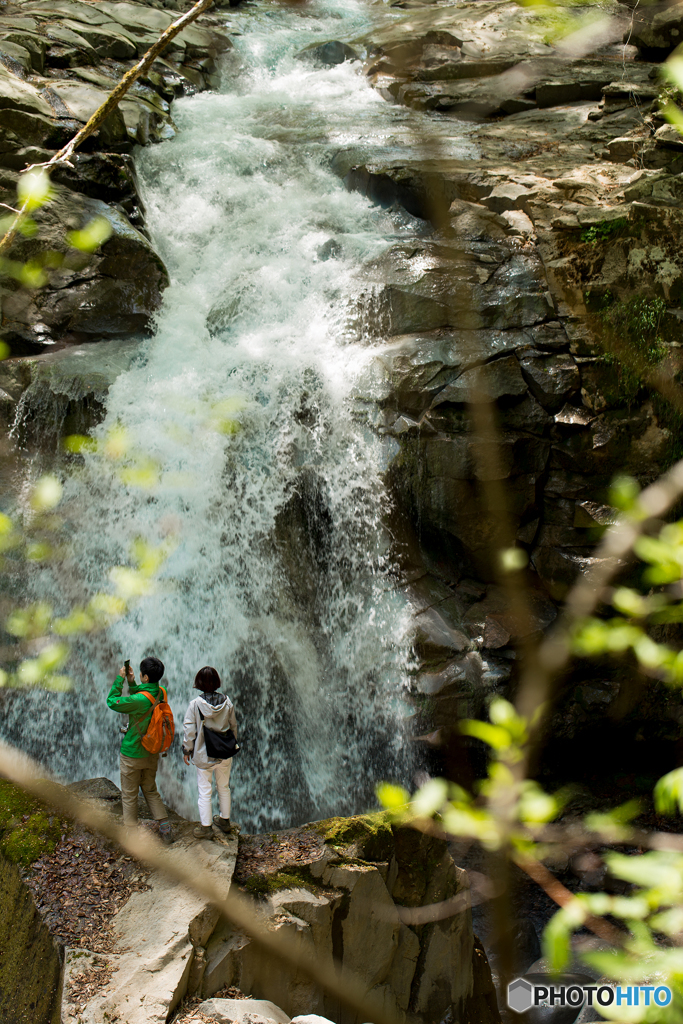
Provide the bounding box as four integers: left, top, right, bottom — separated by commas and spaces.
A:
0, 0, 232, 354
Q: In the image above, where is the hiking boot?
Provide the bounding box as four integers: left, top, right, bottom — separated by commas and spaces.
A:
213, 815, 232, 834
159, 822, 175, 845
193, 824, 214, 839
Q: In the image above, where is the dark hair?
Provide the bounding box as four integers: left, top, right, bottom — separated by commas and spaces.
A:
140, 656, 165, 685
194, 666, 221, 693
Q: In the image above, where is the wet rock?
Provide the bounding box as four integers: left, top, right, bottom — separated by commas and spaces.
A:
519, 351, 580, 411
431, 355, 527, 405
297, 40, 360, 66
464, 584, 556, 645
364, 240, 552, 336
0, 0, 231, 349
1, 184, 169, 351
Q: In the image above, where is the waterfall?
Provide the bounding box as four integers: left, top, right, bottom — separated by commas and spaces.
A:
1, 0, 442, 831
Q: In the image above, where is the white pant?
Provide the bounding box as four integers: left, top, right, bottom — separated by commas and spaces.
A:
196, 759, 232, 826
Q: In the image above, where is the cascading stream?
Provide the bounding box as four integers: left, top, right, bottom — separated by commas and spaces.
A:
3, 0, 475, 830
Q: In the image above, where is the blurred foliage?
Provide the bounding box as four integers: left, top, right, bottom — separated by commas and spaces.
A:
379, 474, 683, 1019
1, 469, 174, 690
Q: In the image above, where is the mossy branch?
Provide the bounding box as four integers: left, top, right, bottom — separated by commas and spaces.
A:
0, 0, 217, 255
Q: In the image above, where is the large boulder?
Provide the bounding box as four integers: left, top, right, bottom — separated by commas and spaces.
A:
210, 815, 494, 1024
1, 183, 169, 352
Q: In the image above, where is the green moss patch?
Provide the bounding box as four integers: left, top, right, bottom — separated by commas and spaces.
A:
581, 217, 627, 246
0, 780, 62, 867
243, 868, 316, 898
314, 812, 394, 862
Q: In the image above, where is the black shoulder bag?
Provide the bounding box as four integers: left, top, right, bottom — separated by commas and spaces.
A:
198, 709, 240, 759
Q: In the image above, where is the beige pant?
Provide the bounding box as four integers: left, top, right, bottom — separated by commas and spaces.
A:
120, 753, 167, 825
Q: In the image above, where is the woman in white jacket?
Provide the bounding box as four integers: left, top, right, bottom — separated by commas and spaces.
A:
182, 666, 238, 840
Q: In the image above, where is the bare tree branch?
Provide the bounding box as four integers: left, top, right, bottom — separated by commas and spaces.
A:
514, 853, 624, 947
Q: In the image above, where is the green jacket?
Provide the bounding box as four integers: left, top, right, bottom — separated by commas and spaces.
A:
107, 675, 165, 758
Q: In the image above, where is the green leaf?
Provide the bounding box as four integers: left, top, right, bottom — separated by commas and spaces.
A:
499, 546, 528, 572
109, 566, 154, 599
66, 216, 113, 254
655, 767, 683, 815
411, 778, 448, 818
30, 475, 62, 512
460, 720, 511, 750
605, 850, 683, 891
543, 907, 582, 972
663, 55, 683, 94
18, 261, 47, 289
376, 782, 410, 810
610, 474, 640, 512
519, 782, 561, 824
63, 435, 97, 455
612, 587, 648, 618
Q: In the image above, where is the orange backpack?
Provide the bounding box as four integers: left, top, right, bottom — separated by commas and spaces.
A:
140, 687, 175, 755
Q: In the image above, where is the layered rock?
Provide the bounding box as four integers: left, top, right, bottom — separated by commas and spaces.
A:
0, 775, 497, 1024
337, 0, 683, 611
0, 0, 232, 353
215, 814, 497, 1024
0, 853, 61, 1024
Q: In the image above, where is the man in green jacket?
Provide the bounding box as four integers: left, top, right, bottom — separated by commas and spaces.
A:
107, 656, 174, 844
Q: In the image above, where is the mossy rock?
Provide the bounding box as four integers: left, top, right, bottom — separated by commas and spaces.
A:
243, 868, 318, 898
314, 812, 394, 862
0, 780, 62, 866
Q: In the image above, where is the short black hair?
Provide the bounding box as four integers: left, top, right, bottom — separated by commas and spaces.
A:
194, 666, 221, 693
140, 656, 164, 685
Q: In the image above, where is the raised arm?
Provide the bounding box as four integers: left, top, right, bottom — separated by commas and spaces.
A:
106, 674, 153, 715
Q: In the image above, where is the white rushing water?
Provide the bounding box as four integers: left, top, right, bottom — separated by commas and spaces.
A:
5, 0, 476, 829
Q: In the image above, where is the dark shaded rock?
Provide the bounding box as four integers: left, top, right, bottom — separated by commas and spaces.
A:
464, 935, 503, 1024
1, 184, 169, 351
464, 584, 556, 643
519, 350, 580, 411
0, 853, 62, 1024
431, 355, 527, 405
296, 40, 360, 66
630, 1, 683, 58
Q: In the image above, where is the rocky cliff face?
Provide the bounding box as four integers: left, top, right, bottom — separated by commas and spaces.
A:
0, 0, 231, 354
0, 778, 499, 1024
220, 814, 493, 1024
314, 0, 683, 742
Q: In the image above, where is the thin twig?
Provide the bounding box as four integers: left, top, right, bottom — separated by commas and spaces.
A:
515, 853, 624, 947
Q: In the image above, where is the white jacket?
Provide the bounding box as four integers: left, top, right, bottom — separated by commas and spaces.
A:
182, 692, 238, 769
